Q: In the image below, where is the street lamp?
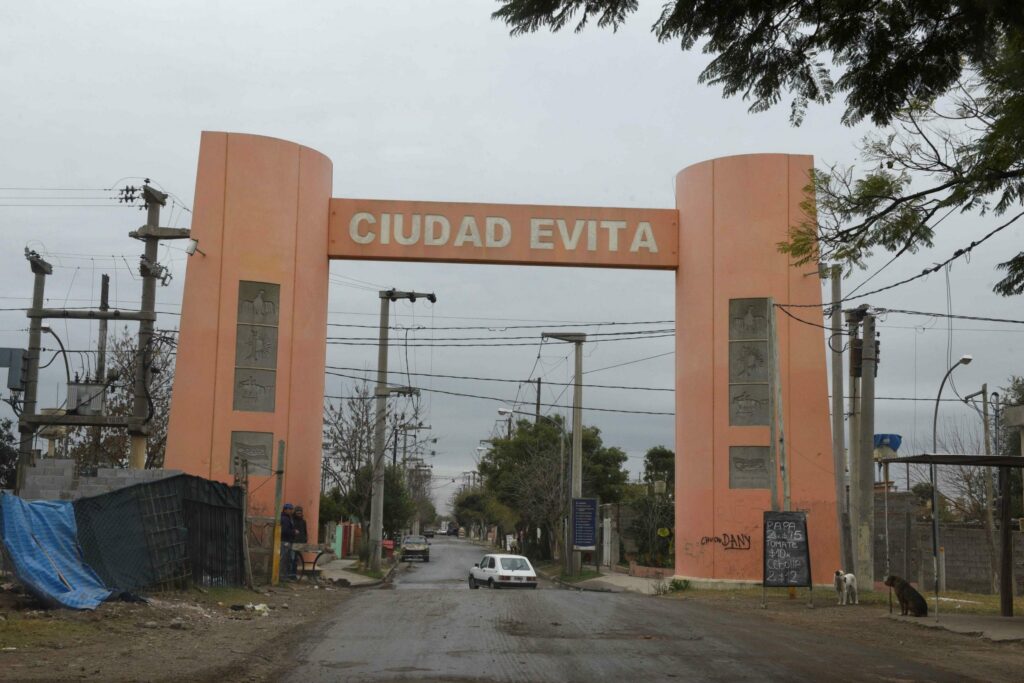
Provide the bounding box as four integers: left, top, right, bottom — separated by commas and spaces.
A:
930, 353, 972, 616
497, 406, 514, 439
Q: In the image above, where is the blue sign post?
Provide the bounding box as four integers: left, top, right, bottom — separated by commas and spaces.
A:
572, 497, 598, 551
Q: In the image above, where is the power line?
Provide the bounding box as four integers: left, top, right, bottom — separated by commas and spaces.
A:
785, 210, 1024, 308
326, 319, 675, 331
325, 333, 675, 348
324, 328, 674, 342
326, 365, 675, 392
325, 371, 674, 416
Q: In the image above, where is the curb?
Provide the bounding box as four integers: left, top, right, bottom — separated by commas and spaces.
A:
339, 562, 399, 589
537, 570, 616, 593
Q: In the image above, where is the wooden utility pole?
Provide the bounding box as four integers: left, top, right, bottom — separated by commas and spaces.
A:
129, 186, 167, 470
271, 440, 286, 585
534, 377, 541, 425
90, 274, 110, 469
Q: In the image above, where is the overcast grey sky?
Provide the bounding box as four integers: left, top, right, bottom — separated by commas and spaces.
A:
2, 2, 1020, 511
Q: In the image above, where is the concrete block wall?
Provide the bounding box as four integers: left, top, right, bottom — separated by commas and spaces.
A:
872, 490, 1024, 594
19, 459, 182, 501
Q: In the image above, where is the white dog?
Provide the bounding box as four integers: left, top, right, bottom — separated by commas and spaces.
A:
834, 570, 858, 605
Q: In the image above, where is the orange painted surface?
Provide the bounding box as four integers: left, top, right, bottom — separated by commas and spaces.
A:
674, 154, 839, 585
165, 133, 837, 584
165, 132, 331, 526
329, 198, 678, 269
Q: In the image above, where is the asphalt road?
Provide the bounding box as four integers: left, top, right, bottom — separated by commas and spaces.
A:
286, 537, 974, 683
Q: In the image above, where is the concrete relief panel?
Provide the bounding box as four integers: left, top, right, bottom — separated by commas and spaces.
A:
237, 282, 280, 325
728, 341, 769, 383
729, 384, 769, 426
233, 369, 277, 412
728, 297, 770, 426
729, 446, 770, 488
234, 281, 280, 412
235, 325, 279, 369
230, 431, 273, 475
729, 298, 768, 340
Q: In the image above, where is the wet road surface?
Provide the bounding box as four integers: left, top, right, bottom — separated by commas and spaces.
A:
286, 537, 975, 682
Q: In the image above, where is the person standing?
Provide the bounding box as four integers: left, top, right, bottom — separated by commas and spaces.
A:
280, 503, 297, 580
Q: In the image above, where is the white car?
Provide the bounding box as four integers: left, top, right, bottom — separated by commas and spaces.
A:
468, 553, 538, 589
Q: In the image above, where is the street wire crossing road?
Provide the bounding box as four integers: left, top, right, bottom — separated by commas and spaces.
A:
285, 537, 970, 683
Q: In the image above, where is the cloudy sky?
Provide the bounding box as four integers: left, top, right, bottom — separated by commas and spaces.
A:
2, 2, 1020, 511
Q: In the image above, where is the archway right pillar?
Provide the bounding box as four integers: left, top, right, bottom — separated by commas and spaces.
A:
674, 154, 839, 586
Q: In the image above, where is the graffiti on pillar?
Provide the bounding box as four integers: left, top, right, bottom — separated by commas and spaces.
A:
700, 533, 752, 550
234, 281, 280, 412
230, 431, 273, 474
729, 445, 770, 489
728, 298, 770, 425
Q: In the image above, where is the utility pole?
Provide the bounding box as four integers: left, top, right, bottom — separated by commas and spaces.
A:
129, 186, 167, 470
369, 289, 435, 572
534, 377, 541, 425
827, 265, 854, 572
993, 393, 1013, 616
543, 332, 585, 576
90, 274, 110, 469
16, 251, 52, 494
767, 297, 789, 512
982, 386, 997, 594
845, 307, 863, 575
855, 310, 877, 591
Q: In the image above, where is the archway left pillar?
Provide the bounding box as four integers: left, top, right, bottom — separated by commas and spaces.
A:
165, 132, 332, 526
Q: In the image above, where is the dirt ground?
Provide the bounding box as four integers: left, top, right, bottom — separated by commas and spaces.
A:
0, 581, 351, 682
673, 588, 1024, 682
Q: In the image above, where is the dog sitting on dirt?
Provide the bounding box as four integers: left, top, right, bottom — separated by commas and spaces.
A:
884, 575, 929, 617
834, 570, 858, 605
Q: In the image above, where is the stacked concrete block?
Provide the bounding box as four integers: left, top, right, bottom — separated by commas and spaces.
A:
19, 460, 183, 501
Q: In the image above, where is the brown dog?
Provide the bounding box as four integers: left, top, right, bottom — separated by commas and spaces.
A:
884, 575, 928, 617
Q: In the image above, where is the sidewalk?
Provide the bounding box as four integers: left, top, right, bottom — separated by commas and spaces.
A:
888, 613, 1024, 642
318, 558, 388, 587
537, 566, 662, 595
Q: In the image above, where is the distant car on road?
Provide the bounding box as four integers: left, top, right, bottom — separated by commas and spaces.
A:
423, 528, 435, 538
401, 535, 430, 562
447, 525, 459, 536
468, 554, 537, 589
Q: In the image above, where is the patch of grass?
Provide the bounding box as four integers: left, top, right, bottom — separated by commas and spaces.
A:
349, 565, 386, 580
560, 569, 602, 583
0, 615, 94, 649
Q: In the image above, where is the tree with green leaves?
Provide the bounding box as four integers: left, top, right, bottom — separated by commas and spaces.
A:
494, 1, 1024, 295
322, 464, 415, 539
0, 418, 17, 490
642, 445, 674, 492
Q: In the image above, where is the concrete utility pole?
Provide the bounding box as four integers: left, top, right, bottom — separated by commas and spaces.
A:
16, 250, 52, 493
826, 266, 853, 572
543, 332, 586, 576
534, 377, 541, 425
369, 289, 435, 572
855, 311, 877, 591
767, 297, 789, 512
982, 387, 997, 594
845, 307, 863, 575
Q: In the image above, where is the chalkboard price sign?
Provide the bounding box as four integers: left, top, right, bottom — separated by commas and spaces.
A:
762, 511, 812, 588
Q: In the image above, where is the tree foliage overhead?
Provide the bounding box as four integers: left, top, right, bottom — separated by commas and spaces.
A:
494, 1, 1024, 295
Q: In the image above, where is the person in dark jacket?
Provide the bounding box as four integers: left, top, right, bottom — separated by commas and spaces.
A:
293, 506, 309, 544
280, 503, 297, 579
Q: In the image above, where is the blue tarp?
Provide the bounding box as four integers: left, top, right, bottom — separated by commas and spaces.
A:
0, 494, 111, 609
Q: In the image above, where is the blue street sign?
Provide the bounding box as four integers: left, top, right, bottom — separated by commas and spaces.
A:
572, 498, 598, 551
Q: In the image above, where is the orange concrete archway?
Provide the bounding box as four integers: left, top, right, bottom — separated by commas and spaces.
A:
165, 131, 839, 585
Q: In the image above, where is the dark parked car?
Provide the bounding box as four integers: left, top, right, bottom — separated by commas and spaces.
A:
447, 525, 459, 536
423, 528, 435, 538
